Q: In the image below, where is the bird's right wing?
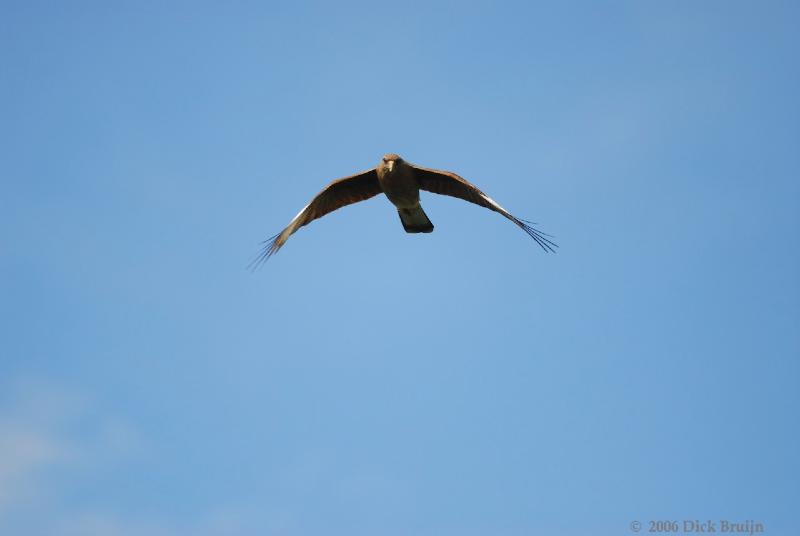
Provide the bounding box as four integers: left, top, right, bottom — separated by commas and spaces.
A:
250, 169, 381, 267
413, 164, 557, 252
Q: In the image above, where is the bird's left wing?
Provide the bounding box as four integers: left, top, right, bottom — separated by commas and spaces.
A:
250, 169, 381, 268
412, 164, 557, 252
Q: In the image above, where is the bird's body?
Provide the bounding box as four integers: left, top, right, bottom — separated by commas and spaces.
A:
376, 154, 434, 233
376, 154, 418, 208
250, 153, 555, 267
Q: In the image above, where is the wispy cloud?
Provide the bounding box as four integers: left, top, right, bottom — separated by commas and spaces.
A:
0, 378, 149, 534
0, 419, 66, 513
0, 377, 266, 536
52, 509, 267, 536
0, 379, 80, 516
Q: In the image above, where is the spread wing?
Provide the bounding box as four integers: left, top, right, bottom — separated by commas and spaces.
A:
250, 169, 381, 268
412, 164, 557, 252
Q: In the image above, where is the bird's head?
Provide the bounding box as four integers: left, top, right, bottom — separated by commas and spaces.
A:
380, 153, 403, 173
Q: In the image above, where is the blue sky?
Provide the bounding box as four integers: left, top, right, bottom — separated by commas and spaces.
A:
1, 1, 798, 534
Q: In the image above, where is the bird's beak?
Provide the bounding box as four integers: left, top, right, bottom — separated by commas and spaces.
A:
387, 161, 394, 172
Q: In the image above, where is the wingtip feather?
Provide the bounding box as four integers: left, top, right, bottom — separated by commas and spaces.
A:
247, 233, 282, 271
517, 220, 558, 253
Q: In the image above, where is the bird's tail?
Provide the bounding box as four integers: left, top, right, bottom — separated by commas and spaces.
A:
398, 205, 434, 233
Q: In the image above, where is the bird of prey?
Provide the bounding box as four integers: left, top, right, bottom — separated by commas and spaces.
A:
250, 153, 556, 268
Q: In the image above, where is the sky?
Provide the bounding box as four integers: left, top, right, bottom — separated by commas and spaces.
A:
1, 1, 799, 535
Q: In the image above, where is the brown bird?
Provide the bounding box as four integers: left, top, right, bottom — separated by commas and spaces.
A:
250, 153, 556, 268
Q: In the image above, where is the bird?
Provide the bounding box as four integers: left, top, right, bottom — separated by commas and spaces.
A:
250, 153, 556, 268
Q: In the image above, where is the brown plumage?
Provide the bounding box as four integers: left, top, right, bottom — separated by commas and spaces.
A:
250, 153, 556, 268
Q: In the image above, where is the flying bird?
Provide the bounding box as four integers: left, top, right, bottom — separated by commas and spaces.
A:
250, 154, 556, 268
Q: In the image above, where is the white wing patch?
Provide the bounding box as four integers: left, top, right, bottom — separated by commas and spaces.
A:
290, 203, 310, 224
480, 193, 510, 215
